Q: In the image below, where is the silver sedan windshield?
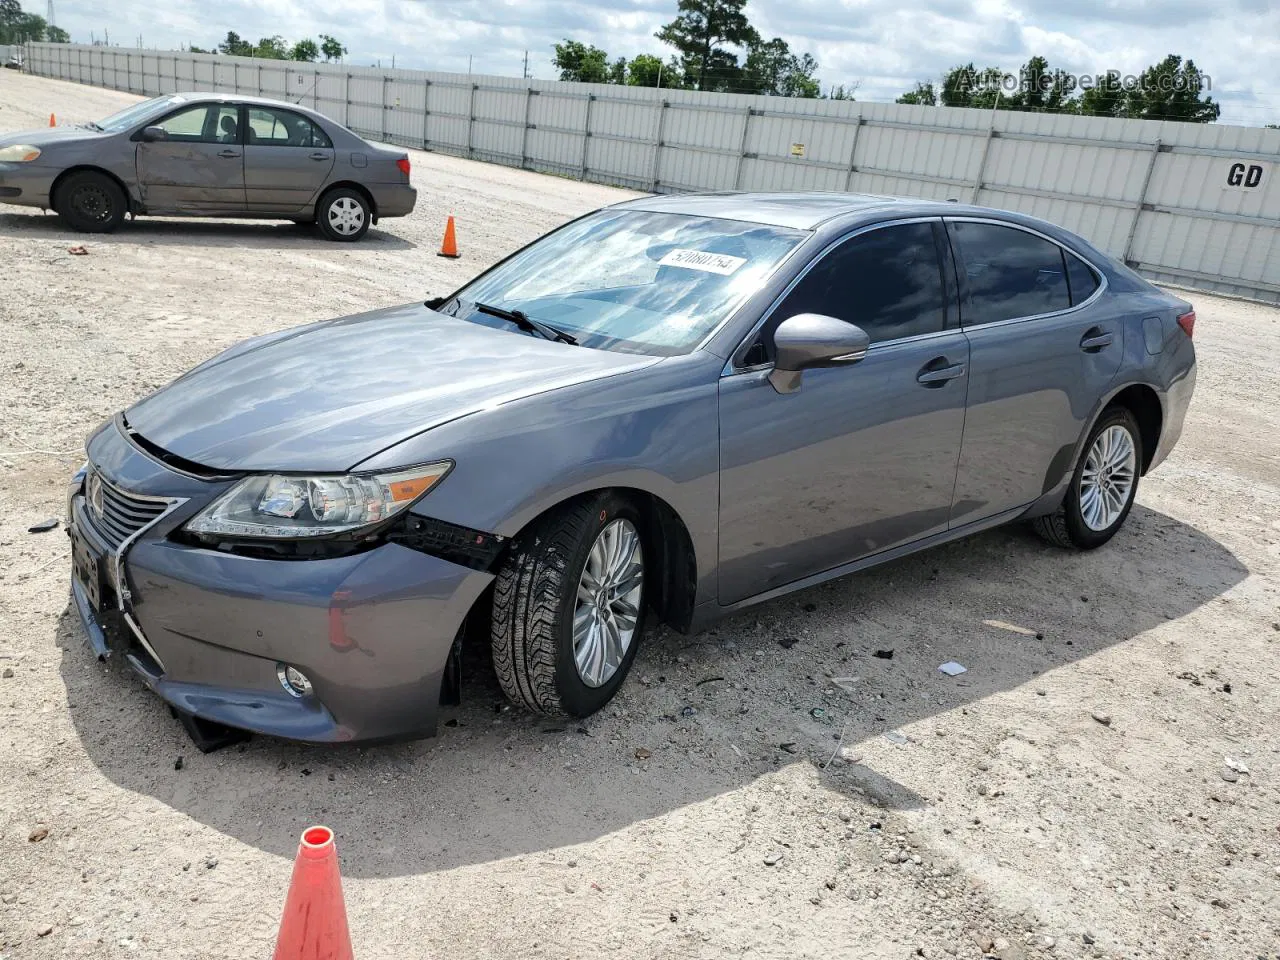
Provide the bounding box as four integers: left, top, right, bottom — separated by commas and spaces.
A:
94, 95, 184, 133
447, 210, 807, 355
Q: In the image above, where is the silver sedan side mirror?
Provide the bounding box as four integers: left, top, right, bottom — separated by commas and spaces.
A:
769, 313, 870, 394
138, 125, 168, 142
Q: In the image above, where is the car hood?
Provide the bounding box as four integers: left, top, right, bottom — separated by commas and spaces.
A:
126, 303, 661, 473
0, 127, 104, 148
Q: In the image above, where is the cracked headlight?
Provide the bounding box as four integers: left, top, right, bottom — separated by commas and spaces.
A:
0, 145, 41, 162
185, 462, 452, 539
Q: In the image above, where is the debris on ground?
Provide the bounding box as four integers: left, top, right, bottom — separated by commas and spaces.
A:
1091, 711, 1112, 726
1224, 757, 1249, 774
778, 636, 799, 649
67, 245, 88, 255
779, 742, 800, 754
634, 747, 651, 760
938, 661, 967, 676
873, 649, 894, 659
28, 826, 49, 842
763, 851, 784, 866
27, 518, 58, 533
883, 730, 909, 745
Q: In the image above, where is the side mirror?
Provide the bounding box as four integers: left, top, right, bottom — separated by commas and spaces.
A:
138, 125, 168, 142
769, 313, 870, 394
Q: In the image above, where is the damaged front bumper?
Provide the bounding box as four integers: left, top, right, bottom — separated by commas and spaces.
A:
67, 419, 494, 744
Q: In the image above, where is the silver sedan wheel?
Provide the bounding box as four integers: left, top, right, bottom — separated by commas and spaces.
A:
573, 518, 644, 688
327, 196, 366, 236
1079, 424, 1137, 531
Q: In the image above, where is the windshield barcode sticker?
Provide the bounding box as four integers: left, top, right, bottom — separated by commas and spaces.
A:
658, 248, 747, 275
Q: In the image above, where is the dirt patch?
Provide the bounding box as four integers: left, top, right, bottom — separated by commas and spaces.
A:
2, 72, 1278, 959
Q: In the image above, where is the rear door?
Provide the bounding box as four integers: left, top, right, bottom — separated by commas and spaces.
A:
134, 102, 246, 213
242, 105, 336, 213
945, 218, 1122, 527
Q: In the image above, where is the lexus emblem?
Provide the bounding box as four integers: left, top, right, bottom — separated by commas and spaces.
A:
87, 472, 104, 519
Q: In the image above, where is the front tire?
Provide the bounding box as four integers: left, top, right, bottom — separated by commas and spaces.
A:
491, 493, 648, 717
1033, 406, 1142, 549
55, 171, 127, 233
316, 187, 370, 242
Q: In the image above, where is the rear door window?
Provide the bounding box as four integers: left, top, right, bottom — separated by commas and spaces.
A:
1066, 254, 1101, 305
247, 107, 331, 148
773, 222, 946, 344
950, 221, 1071, 325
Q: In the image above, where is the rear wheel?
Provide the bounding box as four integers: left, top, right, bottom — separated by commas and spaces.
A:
491, 493, 648, 717
55, 171, 127, 233
316, 187, 370, 242
1033, 406, 1142, 549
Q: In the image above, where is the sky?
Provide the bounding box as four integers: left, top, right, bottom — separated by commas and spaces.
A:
38, 0, 1280, 125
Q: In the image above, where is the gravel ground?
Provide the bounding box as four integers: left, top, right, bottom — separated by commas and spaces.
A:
1, 72, 1278, 960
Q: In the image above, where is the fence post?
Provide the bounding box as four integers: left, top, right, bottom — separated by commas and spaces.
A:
843, 115, 865, 191
520, 86, 534, 169
1123, 138, 1162, 266
466, 82, 477, 158
345, 72, 352, 127
650, 99, 668, 192
421, 78, 431, 148
381, 76, 389, 142
314, 70, 320, 111
733, 106, 754, 189
580, 93, 595, 180
971, 125, 996, 203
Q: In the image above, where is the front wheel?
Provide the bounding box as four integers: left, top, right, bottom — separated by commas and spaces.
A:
1033, 406, 1142, 549
491, 493, 648, 717
55, 171, 127, 233
316, 187, 371, 242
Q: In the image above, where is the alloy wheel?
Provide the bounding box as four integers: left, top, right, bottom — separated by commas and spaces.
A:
572, 518, 644, 688
1079, 424, 1137, 531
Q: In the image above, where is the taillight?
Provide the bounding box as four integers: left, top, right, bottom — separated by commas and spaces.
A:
1176, 309, 1196, 338
396, 157, 411, 176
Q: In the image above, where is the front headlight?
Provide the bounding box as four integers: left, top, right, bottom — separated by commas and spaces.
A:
185, 462, 452, 539
0, 145, 41, 162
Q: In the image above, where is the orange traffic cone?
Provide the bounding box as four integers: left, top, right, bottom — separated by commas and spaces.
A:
437, 215, 459, 259
49, 113, 56, 127
272, 827, 354, 960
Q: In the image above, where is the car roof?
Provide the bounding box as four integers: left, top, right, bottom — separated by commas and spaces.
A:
614, 191, 1054, 233
168, 91, 325, 113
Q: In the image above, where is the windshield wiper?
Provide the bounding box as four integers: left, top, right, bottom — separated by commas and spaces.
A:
471, 301, 577, 345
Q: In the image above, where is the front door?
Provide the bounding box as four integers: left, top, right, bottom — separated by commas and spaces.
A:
717, 220, 969, 605
134, 102, 246, 213
944, 219, 1124, 527
242, 105, 336, 213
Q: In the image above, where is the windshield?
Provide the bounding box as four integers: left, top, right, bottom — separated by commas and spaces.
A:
443, 210, 807, 356
94, 95, 184, 133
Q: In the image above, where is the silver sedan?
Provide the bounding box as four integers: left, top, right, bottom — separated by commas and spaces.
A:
0, 92, 416, 241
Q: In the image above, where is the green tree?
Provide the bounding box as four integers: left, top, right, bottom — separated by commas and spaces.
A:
626, 53, 665, 87
826, 82, 858, 101
741, 37, 819, 97
1078, 69, 1126, 118
656, 0, 759, 92
896, 81, 937, 105
290, 38, 319, 62
1008, 55, 1076, 112
553, 39, 611, 83
46, 23, 69, 42
254, 35, 288, 59
939, 63, 1006, 109
189, 44, 212, 54
0, 2, 46, 44
319, 34, 346, 63
1125, 54, 1218, 122
218, 31, 253, 56
608, 56, 627, 84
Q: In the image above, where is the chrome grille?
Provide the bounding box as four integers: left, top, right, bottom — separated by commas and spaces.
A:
84, 469, 168, 550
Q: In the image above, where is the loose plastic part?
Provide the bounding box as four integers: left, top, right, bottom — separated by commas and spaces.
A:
272, 825, 354, 960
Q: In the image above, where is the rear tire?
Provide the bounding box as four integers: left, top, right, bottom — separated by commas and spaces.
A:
316, 187, 370, 242
491, 493, 648, 718
55, 171, 127, 233
1033, 406, 1142, 550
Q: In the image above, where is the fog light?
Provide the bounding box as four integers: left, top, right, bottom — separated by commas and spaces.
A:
276, 663, 313, 698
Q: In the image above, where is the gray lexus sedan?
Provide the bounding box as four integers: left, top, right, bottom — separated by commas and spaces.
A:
0, 92, 415, 240
66, 193, 1196, 747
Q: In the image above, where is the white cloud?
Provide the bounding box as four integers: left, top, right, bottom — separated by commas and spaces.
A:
42, 0, 1280, 124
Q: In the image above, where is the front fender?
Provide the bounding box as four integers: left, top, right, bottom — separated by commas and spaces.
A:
355, 352, 724, 606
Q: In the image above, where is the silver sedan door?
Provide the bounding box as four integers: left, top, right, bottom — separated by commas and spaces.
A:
242, 105, 336, 214
717, 220, 969, 605
134, 102, 246, 213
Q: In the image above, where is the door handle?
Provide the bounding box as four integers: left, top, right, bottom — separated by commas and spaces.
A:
309, 152, 330, 161
217, 149, 241, 159
916, 360, 966, 386
1080, 327, 1114, 352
